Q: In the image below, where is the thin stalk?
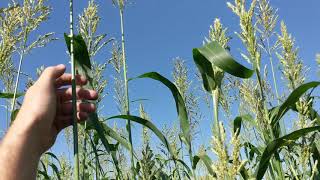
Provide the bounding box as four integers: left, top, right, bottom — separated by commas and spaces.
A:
256, 69, 285, 179
212, 89, 220, 138
266, 39, 286, 135
266, 39, 280, 104
119, 7, 134, 178
10, 29, 28, 122
82, 126, 88, 180
69, 0, 80, 179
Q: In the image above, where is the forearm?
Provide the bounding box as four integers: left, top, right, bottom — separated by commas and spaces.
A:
0, 117, 42, 180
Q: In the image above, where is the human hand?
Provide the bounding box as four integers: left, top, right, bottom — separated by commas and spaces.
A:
13, 64, 98, 154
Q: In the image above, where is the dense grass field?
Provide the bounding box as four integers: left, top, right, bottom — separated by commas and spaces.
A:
0, 0, 320, 179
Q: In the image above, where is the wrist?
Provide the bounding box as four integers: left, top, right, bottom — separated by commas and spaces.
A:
0, 117, 41, 180
8, 111, 43, 157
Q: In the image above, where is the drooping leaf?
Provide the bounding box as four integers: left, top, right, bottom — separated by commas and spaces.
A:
37, 170, 50, 180
87, 113, 121, 175
192, 153, 216, 177
45, 152, 61, 168
193, 41, 254, 91
243, 142, 261, 161
256, 126, 320, 179
270, 81, 320, 127
48, 163, 61, 180
88, 135, 105, 176
102, 123, 131, 151
0, 92, 24, 99
154, 155, 192, 178
132, 72, 191, 155
106, 115, 177, 159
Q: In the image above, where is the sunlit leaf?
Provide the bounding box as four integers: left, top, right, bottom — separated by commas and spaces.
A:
193, 41, 254, 91
132, 72, 191, 154
106, 115, 177, 159
192, 153, 216, 177
270, 81, 320, 127
256, 126, 320, 179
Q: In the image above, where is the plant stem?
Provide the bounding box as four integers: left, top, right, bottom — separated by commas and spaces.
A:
119, 7, 135, 178
82, 126, 88, 180
69, 0, 79, 179
266, 39, 286, 135
10, 29, 28, 123
256, 68, 285, 179
212, 89, 220, 138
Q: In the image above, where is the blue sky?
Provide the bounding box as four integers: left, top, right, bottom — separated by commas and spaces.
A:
1, 0, 320, 161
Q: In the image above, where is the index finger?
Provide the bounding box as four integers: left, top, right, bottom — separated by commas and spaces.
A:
56, 74, 87, 87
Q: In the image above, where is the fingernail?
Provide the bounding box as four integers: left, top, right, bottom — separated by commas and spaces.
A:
57, 64, 65, 69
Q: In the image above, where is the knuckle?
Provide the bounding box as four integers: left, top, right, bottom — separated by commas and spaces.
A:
43, 67, 55, 76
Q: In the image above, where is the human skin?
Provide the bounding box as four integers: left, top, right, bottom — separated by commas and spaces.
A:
0, 64, 98, 180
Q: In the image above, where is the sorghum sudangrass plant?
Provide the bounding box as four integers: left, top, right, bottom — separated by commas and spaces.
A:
111, 0, 135, 177
67, 0, 80, 179
0, 0, 55, 128
2, 0, 320, 179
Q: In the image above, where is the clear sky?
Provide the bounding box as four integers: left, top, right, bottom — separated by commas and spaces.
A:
0, 0, 320, 161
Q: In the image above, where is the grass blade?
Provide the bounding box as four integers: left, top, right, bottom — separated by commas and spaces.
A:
133, 72, 191, 155
193, 41, 254, 91
102, 123, 131, 152
192, 153, 216, 177
64, 34, 122, 177
0, 93, 24, 99
256, 126, 320, 179
270, 81, 320, 127
106, 115, 177, 159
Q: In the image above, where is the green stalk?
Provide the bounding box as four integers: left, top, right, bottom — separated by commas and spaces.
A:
82, 127, 88, 180
256, 69, 285, 179
119, 5, 135, 178
69, 0, 80, 179
266, 39, 286, 135
212, 89, 220, 138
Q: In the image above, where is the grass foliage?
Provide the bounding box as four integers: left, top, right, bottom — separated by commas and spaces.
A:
0, 0, 319, 179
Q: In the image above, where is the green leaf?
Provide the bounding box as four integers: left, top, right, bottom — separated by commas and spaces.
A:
0, 92, 24, 99
88, 135, 105, 176
132, 72, 191, 155
102, 123, 131, 151
88, 113, 121, 175
64, 34, 121, 177
45, 152, 61, 168
48, 163, 61, 180
106, 115, 177, 159
10, 109, 19, 123
37, 170, 50, 180
192, 153, 216, 177
311, 144, 320, 176
243, 142, 261, 161
193, 41, 254, 91
270, 81, 320, 127
256, 126, 320, 179
64, 34, 93, 88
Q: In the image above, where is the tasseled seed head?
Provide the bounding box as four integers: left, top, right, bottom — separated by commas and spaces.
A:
207, 18, 231, 50
206, 18, 231, 90
276, 21, 305, 90
227, 0, 261, 70
172, 57, 190, 100
256, 0, 278, 39
211, 122, 245, 179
